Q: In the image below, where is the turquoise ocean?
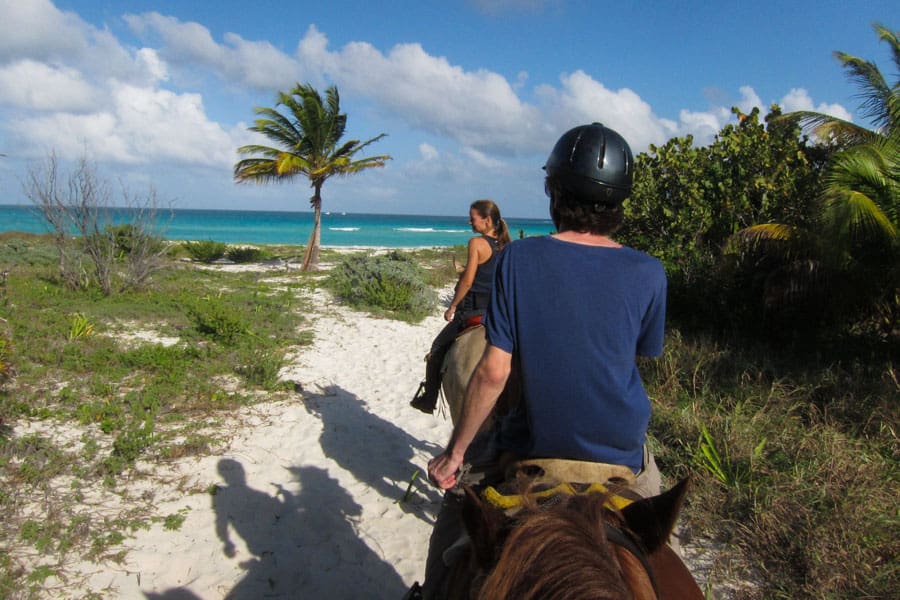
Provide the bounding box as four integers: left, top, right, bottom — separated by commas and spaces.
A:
0, 204, 555, 248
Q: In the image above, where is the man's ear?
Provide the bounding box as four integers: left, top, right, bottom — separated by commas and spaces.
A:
620, 478, 690, 553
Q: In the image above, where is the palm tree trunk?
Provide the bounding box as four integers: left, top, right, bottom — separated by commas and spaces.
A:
300, 189, 323, 271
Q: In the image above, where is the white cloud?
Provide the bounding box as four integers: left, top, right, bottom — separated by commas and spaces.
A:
0, 60, 96, 111
674, 107, 730, 145
0, 0, 87, 62
9, 83, 236, 167
135, 48, 169, 85
298, 27, 543, 152
534, 70, 677, 150
419, 143, 439, 160
14, 111, 131, 161
780, 87, 853, 121
125, 12, 302, 90
736, 85, 763, 114
111, 84, 235, 165
461, 147, 508, 170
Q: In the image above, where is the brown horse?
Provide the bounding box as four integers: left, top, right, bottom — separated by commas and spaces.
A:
444, 478, 702, 600
440, 323, 520, 431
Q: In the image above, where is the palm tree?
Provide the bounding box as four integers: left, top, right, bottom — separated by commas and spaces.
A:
734, 23, 899, 334
783, 24, 898, 147
234, 83, 391, 270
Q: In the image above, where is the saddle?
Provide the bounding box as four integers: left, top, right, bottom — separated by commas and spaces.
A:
442, 457, 642, 567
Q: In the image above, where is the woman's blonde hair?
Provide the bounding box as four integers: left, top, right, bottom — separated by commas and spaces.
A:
471, 199, 511, 249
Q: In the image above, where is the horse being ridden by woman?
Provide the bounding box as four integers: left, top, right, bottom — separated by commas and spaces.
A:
411, 199, 511, 414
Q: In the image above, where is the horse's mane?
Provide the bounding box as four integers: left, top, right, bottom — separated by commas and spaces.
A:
476, 492, 633, 600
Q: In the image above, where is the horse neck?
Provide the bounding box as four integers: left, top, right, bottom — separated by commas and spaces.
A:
646, 545, 706, 600
613, 546, 657, 600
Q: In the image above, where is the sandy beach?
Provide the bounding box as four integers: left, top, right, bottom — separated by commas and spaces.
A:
9, 262, 734, 599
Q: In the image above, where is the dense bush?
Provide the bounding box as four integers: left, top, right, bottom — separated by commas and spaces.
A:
182, 240, 228, 263
225, 246, 272, 263
620, 106, 829, 338
324, 251, 437, 321
186, 297, 249, 344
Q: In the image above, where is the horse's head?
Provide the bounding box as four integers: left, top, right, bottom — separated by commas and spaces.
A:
457, 478, 699, 600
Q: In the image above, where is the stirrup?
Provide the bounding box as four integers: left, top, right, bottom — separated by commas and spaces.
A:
410, 381, 435, 414
402, 581, 423, 600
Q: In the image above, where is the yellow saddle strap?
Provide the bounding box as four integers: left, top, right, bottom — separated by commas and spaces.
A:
481, 481, 634, 512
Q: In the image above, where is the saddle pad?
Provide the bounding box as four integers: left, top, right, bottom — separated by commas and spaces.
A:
506, 457, 636, 488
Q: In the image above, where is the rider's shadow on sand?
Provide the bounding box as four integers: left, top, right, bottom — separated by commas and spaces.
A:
145, 461, 408, 600
302, 384, 445, 521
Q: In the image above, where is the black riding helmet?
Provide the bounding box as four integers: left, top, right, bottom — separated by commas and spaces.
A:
543, 123, 634, 205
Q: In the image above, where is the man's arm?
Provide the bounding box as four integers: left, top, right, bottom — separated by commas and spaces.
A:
428, 345, 511, 489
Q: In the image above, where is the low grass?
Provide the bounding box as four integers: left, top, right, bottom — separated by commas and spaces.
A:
645, 330, 899, 598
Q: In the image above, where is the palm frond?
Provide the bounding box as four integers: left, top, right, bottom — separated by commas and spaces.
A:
775, 111, 877, 147
872, 23, 900, 84
834, 51, 892, 130
728, 223, 806, 257
825, 188, 897, 244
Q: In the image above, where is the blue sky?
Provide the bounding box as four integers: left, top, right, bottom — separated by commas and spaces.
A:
0, 1, 896, 218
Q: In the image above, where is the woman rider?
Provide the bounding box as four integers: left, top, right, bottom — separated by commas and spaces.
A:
410, 199, 511, 414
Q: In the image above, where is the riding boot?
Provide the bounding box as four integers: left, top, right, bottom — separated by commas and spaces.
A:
410, 353, 442, 414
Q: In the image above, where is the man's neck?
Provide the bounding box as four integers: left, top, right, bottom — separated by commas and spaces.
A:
553, 231, 621, 248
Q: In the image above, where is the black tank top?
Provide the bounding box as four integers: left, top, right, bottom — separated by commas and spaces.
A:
465, 235, 501, 310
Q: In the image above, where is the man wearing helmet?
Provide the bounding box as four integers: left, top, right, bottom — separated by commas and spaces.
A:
416, 123, 668, 599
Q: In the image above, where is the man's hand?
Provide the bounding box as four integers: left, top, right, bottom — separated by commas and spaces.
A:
428, 451, 464, 490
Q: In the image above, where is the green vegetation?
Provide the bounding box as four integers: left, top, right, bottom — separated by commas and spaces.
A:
226, 245, 273, 263
323, 251, 439, 322
181, 240, 228, 263
644, 331, 898, 599
622, 24, 899, 343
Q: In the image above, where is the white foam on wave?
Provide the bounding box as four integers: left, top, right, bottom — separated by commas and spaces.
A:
394, 227, 468, 233
329, 227, 360, 232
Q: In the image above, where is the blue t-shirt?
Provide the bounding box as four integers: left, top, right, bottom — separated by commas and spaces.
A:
485, 236, 667, 471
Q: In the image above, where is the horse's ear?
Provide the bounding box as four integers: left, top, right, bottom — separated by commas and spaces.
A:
621, 477, 690, 553
460, 485, 501, 566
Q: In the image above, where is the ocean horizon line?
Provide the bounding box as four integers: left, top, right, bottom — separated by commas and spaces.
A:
0, 204, 555, 248
0, 202, 547, 222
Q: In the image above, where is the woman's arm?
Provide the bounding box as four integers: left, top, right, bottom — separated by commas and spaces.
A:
445, 237, 488, 321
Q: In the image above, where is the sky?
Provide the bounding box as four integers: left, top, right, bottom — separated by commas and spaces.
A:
0, 1, 897, 219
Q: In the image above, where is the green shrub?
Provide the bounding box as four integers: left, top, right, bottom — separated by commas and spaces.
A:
324, 252, 437, 321
105, 224, 165, 257
103, 420, 154, 474
0, 329, 12, 387
236, 348, 285, 389
186, 299, 248, 344
182, 240, 227, 263
225, 246, 272, 263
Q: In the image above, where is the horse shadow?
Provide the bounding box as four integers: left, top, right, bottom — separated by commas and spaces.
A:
302, 384, 445, 522
145, 460, 408, 599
